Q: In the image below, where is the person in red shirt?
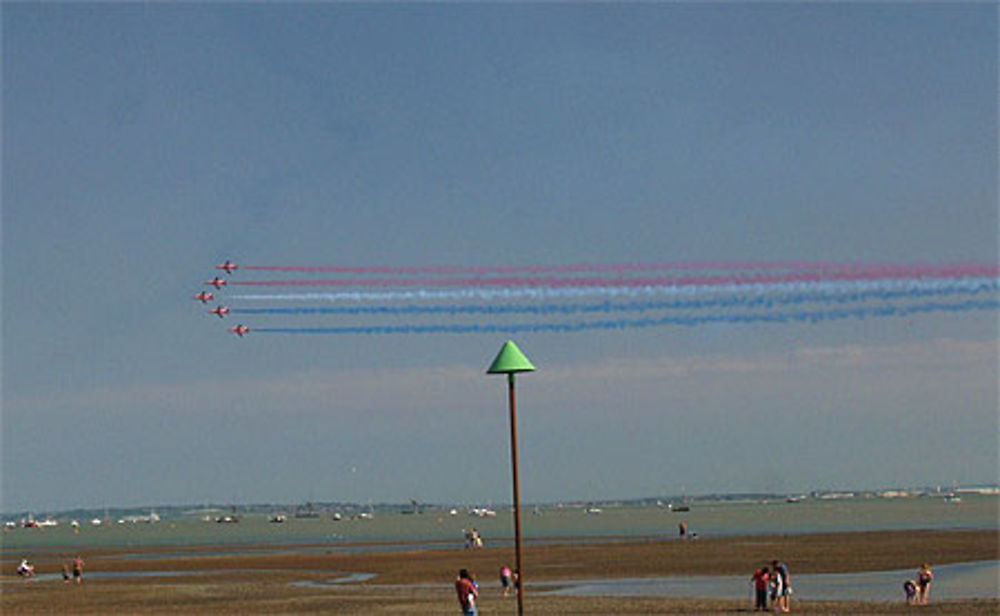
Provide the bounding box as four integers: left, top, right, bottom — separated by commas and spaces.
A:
751, 567, 770, 611
455, 569, 478, 615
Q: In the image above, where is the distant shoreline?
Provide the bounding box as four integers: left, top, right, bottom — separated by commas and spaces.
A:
6, 485, 998, 520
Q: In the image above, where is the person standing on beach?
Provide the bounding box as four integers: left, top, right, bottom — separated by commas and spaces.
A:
72, 555, 84, 584
679, 520, 688, 539
455, 569, 478, 615
751, 566, 770, 611
771, 560, 790, 613
916, 563, 934, 604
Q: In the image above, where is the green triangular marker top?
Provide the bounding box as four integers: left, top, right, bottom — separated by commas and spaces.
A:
486, 340, 536, 374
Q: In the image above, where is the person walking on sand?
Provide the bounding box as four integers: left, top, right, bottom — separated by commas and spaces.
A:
72, 555, 84, 584
500, 565, 513, 597
455, 569, 478, 615
916, 563, 934, 604
771, 559, 791, 612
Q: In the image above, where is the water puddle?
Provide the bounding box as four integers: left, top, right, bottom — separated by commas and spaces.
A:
546, 560, 999, 601
290, 572, 377, 587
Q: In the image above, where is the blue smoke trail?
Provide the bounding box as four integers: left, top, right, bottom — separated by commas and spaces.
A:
252, 299, 1000, 335
231, 280, 997, 318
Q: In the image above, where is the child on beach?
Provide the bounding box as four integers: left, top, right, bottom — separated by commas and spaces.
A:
903, 579, 917, 604
500, 565, 513, 597
17, 559, 35, 578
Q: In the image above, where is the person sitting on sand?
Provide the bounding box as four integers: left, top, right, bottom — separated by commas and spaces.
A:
17, 559, 35, 578
916, 563, 933, 604
455, 569, 478, 616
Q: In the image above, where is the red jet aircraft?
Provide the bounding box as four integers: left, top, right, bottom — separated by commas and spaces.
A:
206, 277, 227, 289
194, 291, 214, 303
209, 306, 230, 318
229, 324, 249, 337
216, 260, 238, 274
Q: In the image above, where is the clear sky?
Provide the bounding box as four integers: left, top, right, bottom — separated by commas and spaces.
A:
3, 3, 997, 513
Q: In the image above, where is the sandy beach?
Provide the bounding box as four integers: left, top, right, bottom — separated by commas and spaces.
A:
3, 528, 997, 614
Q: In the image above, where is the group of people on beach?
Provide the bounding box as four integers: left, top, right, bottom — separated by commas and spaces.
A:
16, 555, 84, 584
463, 527, 483, 549
904, 563, 934, 605
455, 565, 518, 615
751, 560, 791, 612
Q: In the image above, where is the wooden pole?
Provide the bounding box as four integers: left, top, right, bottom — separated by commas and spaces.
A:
507, 373, 525, 616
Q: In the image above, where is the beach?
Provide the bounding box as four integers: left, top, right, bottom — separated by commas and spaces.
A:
3, 528, 997, 614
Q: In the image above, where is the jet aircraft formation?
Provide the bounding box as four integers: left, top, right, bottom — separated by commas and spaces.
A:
194, 261, 246, 336
193, 259, 1000, 338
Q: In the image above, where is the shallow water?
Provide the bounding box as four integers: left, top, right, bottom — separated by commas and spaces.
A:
289, 572, 377, 587
3, 495, 996, 551
5, 561, 995, 600
546, 560, 1000, 600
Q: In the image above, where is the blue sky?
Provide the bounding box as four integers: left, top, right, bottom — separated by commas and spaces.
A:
3, 3, 996, 512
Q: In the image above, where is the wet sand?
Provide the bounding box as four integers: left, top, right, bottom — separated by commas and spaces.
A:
3, 529, 997, 614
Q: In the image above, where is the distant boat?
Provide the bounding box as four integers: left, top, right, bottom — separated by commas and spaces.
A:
786, 496, 805, 503
294, 503, 320, 518
269, 514, 287, 523
216, 514, 239, 523
331, 512, 342, 521
585, 507, 603, 515
118, 512, 160, 524
943, 494, 962, 504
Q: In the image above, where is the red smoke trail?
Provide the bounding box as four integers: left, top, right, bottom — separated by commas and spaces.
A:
241, 261, 976, 276
230, 264, 999, 288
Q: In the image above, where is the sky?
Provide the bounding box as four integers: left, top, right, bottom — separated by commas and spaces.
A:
2, 3, 997, 513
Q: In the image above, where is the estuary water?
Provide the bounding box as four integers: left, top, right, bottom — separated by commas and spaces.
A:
3, 495, 996, 552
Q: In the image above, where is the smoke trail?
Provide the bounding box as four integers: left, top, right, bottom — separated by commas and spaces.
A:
231, 277, 999, 304
230, 265, 999, 289
251, 299, 1000, 335
231, 280, 999, 318
241, 260, 994, 276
